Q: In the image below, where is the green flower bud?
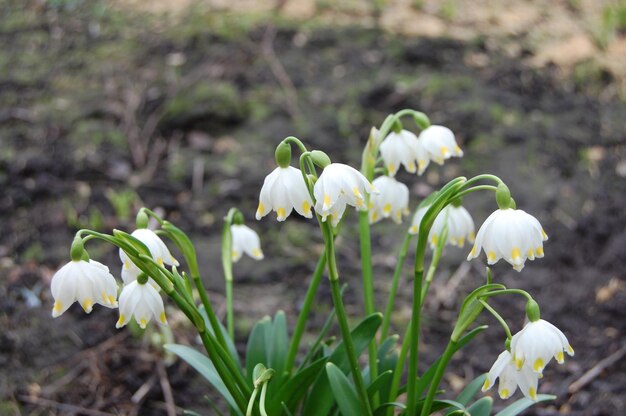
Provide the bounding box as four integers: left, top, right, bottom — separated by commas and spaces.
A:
495, 183, 513, 210
70, 236, 85, 261
525, 299, 541, 322
391, 119, 403, 134
233, 211, 244, 225
275, 141, 292, 168
136, 210, 149, 229
310, 150, 331, 168
137, 272, 149, 285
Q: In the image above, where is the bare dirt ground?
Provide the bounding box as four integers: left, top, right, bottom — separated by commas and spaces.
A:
1, 0, 625, 415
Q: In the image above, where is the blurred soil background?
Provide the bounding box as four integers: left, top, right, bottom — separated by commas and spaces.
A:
1, 0, 625, 414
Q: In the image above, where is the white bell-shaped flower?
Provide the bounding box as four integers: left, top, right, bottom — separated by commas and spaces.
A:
369, 175, 409, 224
467, 208, 548, 271
408, 204, 474, 249
256, 166, 313, 221
482, 350, 540, 401
417, 125, 463, 166
314, 163, 377, 226
51, 259, 118, 317
379, 130, 420, 176
510, 319, 574, 374
119, 228, 179, 285
116, 280, 167, 329
231, 224, 264, 262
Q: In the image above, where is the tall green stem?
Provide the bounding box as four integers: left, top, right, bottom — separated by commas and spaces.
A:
406, 266, 424, 415
322, 221, 373, 416
380, 232, 412, 340
285, 252, 327, 374
225, 277, 234, 339
420, 340, 457, 416
358, 211, 378, 404
386, 326, 411, 416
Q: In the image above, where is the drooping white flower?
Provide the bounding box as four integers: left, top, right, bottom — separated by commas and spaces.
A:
314, 163, 377, 226
510, 319, 574, 374
369, 175, 409, 224
231, 224, 264, 262
116, 280, 167, 329
256, 166, 313, 221
482, 350, 540, 401
379, 130, 420, 176
119, 228, 179, 285
417, 125, 463, 166
467, 208, 548, 271
51, 259, 118, 317
408, 204, 475, 249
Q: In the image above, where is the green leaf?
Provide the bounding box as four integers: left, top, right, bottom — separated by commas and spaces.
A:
467, 397, 493, 416
494, 394, 556, 416
164, 344, 242, 416
302, 313, 382, 416
375, 336, 399, 402
246, 316, 271, 385
326, 362, 363, 415
411, 326, 488, 399
269, 311, 288, 383
452, 285, 504, 341
268, 356, 328, 415
199, 305, 241, 369
367, 370, 393, 401
373, 402, 406, 416
452, 374, 487, 409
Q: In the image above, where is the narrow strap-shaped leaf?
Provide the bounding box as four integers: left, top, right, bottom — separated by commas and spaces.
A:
302, 313, 382, 416
467, 397, 493, 416
367, 370, 393, 401
326, 362, 362, 416
494, 394, 556, 416
373, 402, 406, 416
449, 374, 487, 411
410, 325, 488, 399
267, 356, 328, 415
246, 316, 271, 384
165, 344, 242, 416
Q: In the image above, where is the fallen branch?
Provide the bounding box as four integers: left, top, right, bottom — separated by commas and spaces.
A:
568, 344, 626, 394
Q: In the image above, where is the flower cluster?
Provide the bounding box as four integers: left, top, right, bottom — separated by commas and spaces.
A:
483, 319, 574, 400
379, 126, 463, 177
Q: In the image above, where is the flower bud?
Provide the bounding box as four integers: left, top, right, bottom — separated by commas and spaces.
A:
525, 299, 541, 322
310, 150, 331, 168
137, 272, 150, 285
70, 236, 86, 261
136, 210, 149, 229
233, 211, 245, 225
391, 120, 403, 133
496, 183, 513, 209
274, 141, 292, 168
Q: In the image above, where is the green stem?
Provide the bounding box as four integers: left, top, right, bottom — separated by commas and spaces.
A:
198, 330, 248, 413
481, 288, 534, 301
406, 266, 424, 415
285, 252, 327, 374
358, 210, 378, 405
194, 274, 229, 349
246, 388, 259, 416
461, 174, 503, 189
380, 232, 412, 340
259, 382, 270, 416
386, 327, 410, 416
226, 277, 234, 340
454, 184, 498, 200
322, 221, 373, 416
478, 299, 512, 340
419, 226, 446, 306
420, 340, 457, 416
